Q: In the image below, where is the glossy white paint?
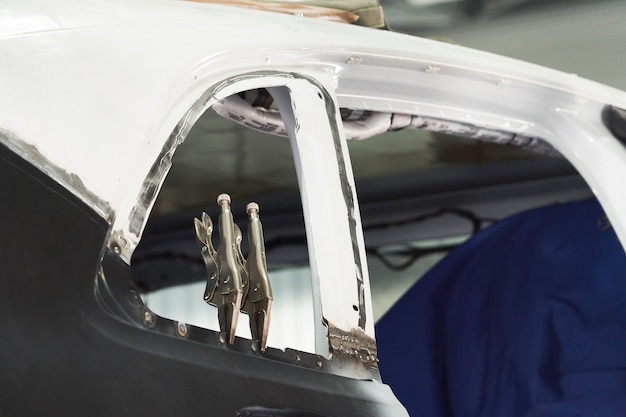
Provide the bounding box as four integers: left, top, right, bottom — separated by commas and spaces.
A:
3, 0, 626, 360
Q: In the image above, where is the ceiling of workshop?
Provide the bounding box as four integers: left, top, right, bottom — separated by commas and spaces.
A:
384, 0, 626, 90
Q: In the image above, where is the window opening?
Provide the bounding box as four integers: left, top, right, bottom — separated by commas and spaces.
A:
343, 125, 592, 320
132, 91, 315, 353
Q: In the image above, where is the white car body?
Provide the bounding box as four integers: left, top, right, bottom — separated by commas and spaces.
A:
2, 0, 626, 414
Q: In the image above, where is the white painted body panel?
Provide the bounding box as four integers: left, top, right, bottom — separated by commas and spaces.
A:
3, 0, 626, 361
3, 0, 626, 247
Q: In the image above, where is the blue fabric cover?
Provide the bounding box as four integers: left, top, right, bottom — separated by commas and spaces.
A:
376, 199, 626, 417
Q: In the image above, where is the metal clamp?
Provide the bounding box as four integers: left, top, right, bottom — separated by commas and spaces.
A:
194, 194, 272, 351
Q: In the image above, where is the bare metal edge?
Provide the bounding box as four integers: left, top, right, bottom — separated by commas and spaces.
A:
0, 127, 114, 223
328, 323, 377, 365
312, 78, 370, 330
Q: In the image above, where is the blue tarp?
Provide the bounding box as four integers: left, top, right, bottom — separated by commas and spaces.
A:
376, 199, 626, 417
